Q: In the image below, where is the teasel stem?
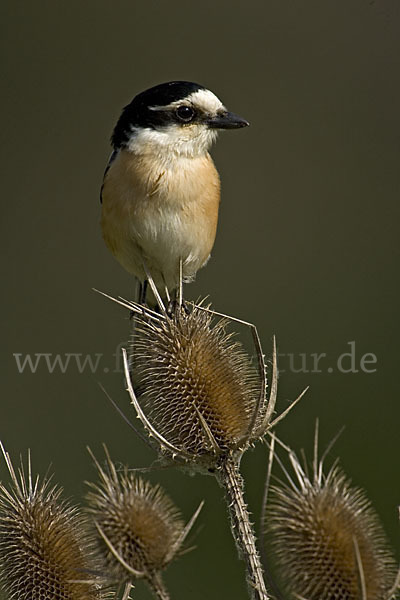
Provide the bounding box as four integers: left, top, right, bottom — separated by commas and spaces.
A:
147, 571, 170, 600
218, 455, 269, 600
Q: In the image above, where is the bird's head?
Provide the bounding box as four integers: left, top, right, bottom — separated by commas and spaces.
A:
111, 81, 249, 158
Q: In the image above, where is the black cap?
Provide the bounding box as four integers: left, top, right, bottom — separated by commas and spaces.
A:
112, 81, 205, 148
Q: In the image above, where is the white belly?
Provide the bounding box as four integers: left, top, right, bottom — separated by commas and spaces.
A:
132, 204, 209, 287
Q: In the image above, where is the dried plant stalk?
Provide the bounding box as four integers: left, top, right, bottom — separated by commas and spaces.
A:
96, 286, 307, 600
123, 301, 285, 600
218, 457, 269, 600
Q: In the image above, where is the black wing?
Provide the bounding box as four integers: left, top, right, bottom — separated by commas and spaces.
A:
100, 149, 118, 203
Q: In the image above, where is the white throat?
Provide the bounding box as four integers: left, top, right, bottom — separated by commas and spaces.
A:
127, 124, 218, 159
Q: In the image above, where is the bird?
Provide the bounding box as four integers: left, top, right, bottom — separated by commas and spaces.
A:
100, 80, 249, 303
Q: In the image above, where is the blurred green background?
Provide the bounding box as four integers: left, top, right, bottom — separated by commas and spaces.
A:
1, 1, 399, 598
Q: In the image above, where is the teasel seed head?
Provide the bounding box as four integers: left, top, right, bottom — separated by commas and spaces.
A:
0, 443, 101, 600
127, 303, 277, 468
264, 429, 399, 600
85, 446, 203, 595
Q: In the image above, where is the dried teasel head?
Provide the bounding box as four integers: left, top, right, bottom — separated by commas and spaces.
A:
264, 427, 400, 600
125, 302, 280, 469
0, 443, 101, 600
85, 446, 203, 597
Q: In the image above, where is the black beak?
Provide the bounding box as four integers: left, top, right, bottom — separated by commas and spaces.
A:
207, 111, 249, 130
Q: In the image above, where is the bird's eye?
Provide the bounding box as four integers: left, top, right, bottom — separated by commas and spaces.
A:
176, 105, 195, 122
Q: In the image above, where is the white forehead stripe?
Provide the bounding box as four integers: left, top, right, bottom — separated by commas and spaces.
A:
186, 89, 224, 113
149, 88, 225, 114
